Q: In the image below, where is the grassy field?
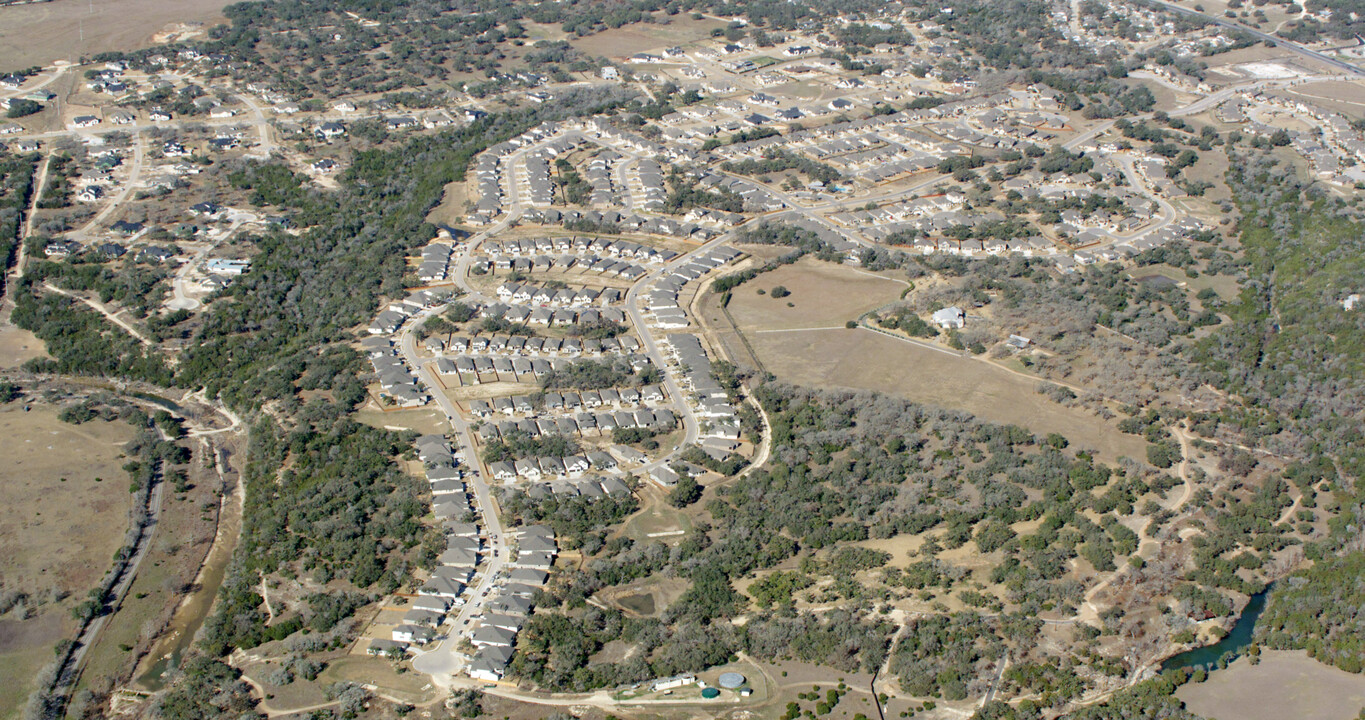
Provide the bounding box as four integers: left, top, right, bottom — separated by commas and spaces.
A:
712, 261, 1149, 462
569, 14, 724, 57
738, 327, 1146, 462
1177, 650, 1365, 720
425, 178, 470, 228
1281, 80, 1365, 120
725, 257, 907, 331
0, 0, 230, 69
0, 324, 48, 370
0, 404, 137, 720
353, 405, 450, 436
618, 484, 693, 543
1127, 263, 1240, 302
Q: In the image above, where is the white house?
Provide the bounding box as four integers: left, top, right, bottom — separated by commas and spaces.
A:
931, 306, 965, 329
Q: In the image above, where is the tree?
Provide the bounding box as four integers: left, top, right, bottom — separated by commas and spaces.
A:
668, 476, 702, 507
6, 99, 41, 118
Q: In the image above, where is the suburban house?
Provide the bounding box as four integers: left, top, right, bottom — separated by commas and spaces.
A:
931, 306, 966, 329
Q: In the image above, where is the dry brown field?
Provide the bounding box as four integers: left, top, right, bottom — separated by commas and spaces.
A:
1177, 650, 1365, 720
0, 403, 136, 720
569, 15, 725, 58
0, 0, 230, 70
724, 257, 906, 331
0, 324, 48, 369
1280, 80, 1365, 119
739, 327, 1146, 462
711, 260, 1149, 462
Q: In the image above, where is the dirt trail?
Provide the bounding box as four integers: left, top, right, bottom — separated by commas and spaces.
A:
41, 282, 153, 345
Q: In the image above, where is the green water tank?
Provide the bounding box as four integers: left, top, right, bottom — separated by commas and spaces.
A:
702, 687, 721, 699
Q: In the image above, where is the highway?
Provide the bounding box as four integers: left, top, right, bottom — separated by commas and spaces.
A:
1150, 0, 1364, 77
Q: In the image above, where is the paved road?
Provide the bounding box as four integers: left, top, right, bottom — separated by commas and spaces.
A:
71, 132, 145, 240
402, 308, 508, 679
1150, 0, 1365, 77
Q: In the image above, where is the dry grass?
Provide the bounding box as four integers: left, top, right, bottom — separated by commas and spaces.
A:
0, 0, 230, 69
353, 405, 450, 436
733, 327, 1146, 463
321, 655, 442, 704
0, 404, 137, 720
1177, 650, 1365, 720
0, 324, 49, 370
725, 257, 906, 331
1280, 80, 1365, 120
425, 178, 471, 228
569, 15, 725, 58
618, 484, 693, 543
0, 612, 65, 720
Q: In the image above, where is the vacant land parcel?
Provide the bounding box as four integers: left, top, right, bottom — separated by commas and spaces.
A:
1178, 650, 1365, 720
0, 403, 136, 719
0, 0, 229, 69
714, 260, 1148, 462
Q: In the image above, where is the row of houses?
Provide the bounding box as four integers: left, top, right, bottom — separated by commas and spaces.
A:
417, 242, 454, 283
583, 150, 622, 206
435, 353, 652, 383
436, 332, 641, 358
695, 172, 787, 213
523, 474, 632, 501
517, 209, 718, 240
469, 385, 666, 417
644, 245, 743, 329
466, 526, 559, 681
486, 449, 633, 481
479, 235, 675, 262
366, 288, 458, 335
494, 282, 623, 307
628, 158, 667, 212
477, 406, 678, 447
663, 333, 742, 446
381, 437, 479, 652
369, 345, 430, 407
474, 252, 650, 281
469, 303, 629, 330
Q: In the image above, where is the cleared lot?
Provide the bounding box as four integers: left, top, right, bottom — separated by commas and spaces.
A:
1178, 650, 1365, 720
0, 403, 135, 720
725, 257, 907, 331
740, 327, 1146, 462
0, 0, 230, 69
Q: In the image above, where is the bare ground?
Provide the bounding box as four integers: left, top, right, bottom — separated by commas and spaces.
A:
0, 0, 231, 69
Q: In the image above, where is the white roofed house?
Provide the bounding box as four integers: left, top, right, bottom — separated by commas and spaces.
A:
392, 625, 435, 645
931, 306, 966, 329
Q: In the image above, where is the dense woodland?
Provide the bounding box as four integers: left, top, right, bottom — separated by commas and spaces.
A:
0, 152, 37, 294
501, 383, 1191, 698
